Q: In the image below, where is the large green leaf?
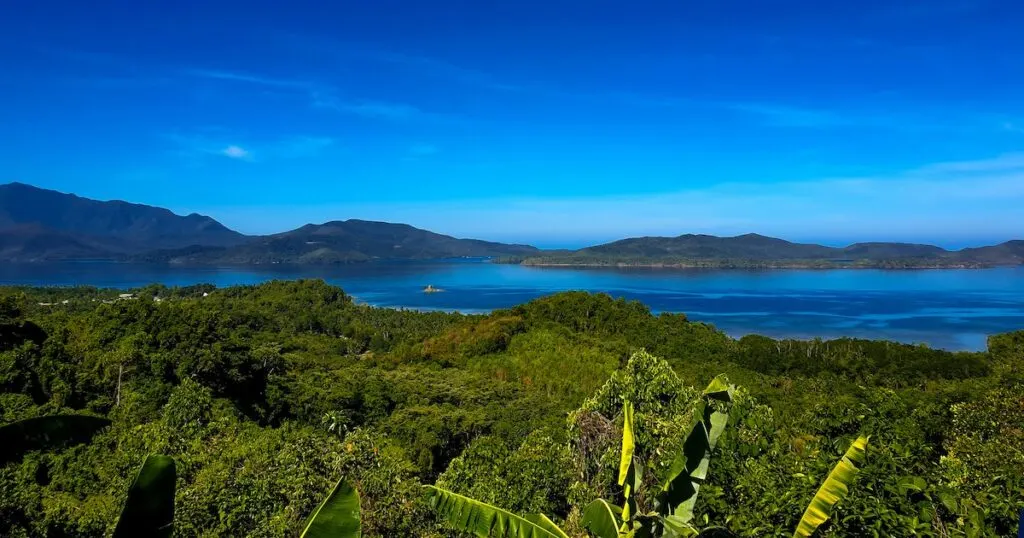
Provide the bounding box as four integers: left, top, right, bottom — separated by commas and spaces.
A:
525, 514, 570, 538
582, 498, 622, 538
425, 485, 567, 538
618, 401, 636, 485
619, 401, 638, 520
301, 478, 361, 537
702, 375, 733, 402
793, 436, 869, 537
0, 414, 111, 464
655, 376, 735, 522
704, 408, 729, 451
113, 455, 176, 538
660, 515, 699, 537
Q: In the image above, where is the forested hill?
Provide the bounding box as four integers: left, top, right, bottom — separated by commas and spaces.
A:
0, 183, 540, 263
1, 281, 1022, 536
0, 183, 246, 261
140, 219, 540, 264
508, 233, 1024, 268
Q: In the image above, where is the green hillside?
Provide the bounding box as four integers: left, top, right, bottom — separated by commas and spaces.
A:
1, 281, 1021, 536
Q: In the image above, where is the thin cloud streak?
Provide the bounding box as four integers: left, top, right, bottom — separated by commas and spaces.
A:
306, 41, 995, 133
166, 133, 335, 163
182, 69, 317, 90
356, 50, 527, 92
313, 93, 463, 124
186, 66, 457, 123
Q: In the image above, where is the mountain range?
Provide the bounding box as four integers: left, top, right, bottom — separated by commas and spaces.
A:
0, 183, 538, 263
1, 182, 1021, 267
514, 233, 1024, 268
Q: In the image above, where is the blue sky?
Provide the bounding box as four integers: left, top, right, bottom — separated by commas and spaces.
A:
1, 0, 1022, 247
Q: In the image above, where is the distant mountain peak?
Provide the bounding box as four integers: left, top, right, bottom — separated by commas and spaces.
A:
0, 182, 247, 261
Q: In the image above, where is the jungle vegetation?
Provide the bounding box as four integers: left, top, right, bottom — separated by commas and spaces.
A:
0, 280, 1021, 536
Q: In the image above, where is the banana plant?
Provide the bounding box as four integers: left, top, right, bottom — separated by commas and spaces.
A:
301, 478, 362, 537
424, 375, 735, 538
793, 436, 869, 538
0, 414, 111, 464
424, 374, 868, 538
424, 485, 569, 538
582, 374, 735, 538
113, 455, 178, 538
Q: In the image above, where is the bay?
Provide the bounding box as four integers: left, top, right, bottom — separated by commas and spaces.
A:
2, 259, 1023, 351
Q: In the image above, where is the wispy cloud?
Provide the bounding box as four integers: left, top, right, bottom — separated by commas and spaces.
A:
300, 41, 990, 134
355, 50, 527, 93
182, 69, 317, 90
721, 101, 993, 132
185, 66, 457, 124
221, 145, 251, 160
1003, 122, 1024, 134
313, 92, 461, 124
167, 133, 335, 163
327, 100, 423, 120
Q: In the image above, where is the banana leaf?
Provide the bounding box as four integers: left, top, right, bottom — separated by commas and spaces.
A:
301, 478, 361, 537
655, 376, 734, 522
582, 498, 622, 538
113, 455, 176, 538
525, 514, 570, 538
793, 436, 869, 537
619, 401, 639, 520
702, 375, 734, 402
0, 414, 111, 464
425, 485, 567, 538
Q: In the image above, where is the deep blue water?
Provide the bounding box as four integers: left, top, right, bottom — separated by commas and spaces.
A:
2, 259, 1023, 351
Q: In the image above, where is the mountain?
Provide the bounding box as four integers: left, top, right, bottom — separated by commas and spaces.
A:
0, 224, 108, 261
582, 233, 836, 260
142, 220, 541, 264
840, 242, 947, 259
0, 183, 247, 260
956, 240, 1024, 265
513, 233, 1024, 268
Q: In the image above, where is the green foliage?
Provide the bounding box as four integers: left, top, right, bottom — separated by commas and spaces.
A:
939, 386, 1024, 535
436, 429, 575, 518
580, 366, 738, 538
1, 282, 1021, 536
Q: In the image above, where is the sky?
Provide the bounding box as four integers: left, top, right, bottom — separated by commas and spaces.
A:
1, 0, 1022, 248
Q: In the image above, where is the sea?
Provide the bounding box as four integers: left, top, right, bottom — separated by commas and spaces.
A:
2, 258, 1023, 352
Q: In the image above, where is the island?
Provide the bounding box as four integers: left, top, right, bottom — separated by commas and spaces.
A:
498, 233, 1024, 269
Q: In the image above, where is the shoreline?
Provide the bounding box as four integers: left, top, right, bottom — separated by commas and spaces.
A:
510, 260, 1004, 270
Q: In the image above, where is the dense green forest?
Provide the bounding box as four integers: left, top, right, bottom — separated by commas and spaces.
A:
1, 280, 1021, 536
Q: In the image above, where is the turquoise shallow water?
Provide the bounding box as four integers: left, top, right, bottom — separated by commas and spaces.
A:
2, 259, 1023, 351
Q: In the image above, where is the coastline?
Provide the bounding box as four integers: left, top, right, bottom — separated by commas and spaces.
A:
504, 259, 1002, 270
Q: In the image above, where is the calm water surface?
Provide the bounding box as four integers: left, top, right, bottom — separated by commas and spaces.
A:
2, 259, 1023, 351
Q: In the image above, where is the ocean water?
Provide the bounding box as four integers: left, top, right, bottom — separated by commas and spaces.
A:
2, 259, 1023, 351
